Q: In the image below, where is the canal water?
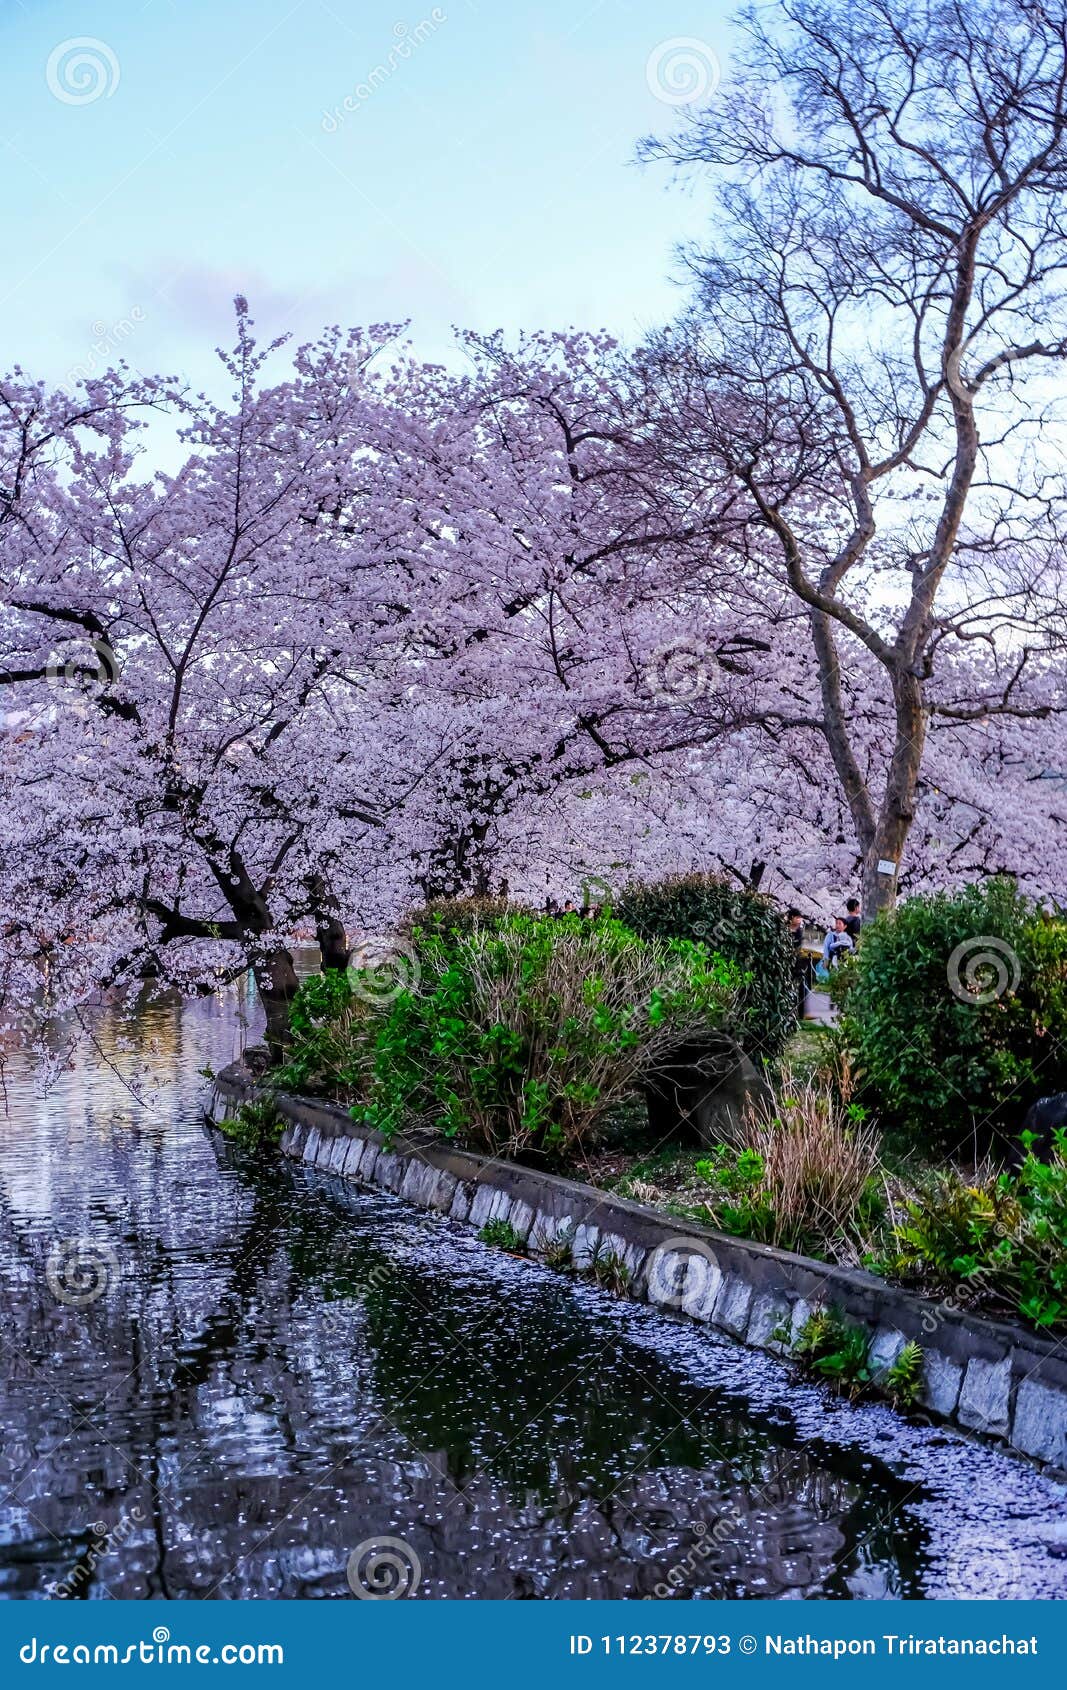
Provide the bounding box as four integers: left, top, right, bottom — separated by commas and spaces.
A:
0, 983, 1065, 1601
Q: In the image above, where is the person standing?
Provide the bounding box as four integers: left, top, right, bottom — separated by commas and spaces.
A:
843, 897, 862, 939
787, 908, 808, 1016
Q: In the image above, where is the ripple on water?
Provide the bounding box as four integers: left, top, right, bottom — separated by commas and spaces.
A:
0, 984, 1064, 1600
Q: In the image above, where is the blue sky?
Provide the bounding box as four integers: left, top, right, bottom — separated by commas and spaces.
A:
2, 0, 733, 393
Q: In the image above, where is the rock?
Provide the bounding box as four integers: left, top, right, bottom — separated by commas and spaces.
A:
868, 1327, 906, 1374
681, 1252, 723, 1322
448, 1181, 472, 1223
713, 1277, 754, 1339
1012, 1378, 1067, 1468
373, 1151, 404, 1192
789, 1299, 812, 1346
400, 1159, 443, 1208
278, 1123, 302, 1157
748, 1293, 792, 1353
921, 1350, 963, 1418
355, 1141, 379, 1182
645, 1248, 689, 1309
506, 1198, 536, 1244
958, 1355, 1012, 1438
1007, 1093, 1067, 1167
339, 1138, 365, 1178
642, 1032, 773, 1147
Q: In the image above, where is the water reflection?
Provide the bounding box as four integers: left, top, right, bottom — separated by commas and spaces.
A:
0, 986, 929, 1599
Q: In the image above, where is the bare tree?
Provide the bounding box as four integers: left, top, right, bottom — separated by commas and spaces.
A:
643, 0, 1067, 913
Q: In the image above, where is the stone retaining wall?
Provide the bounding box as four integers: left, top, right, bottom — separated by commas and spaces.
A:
209, 1064, 1067, 1473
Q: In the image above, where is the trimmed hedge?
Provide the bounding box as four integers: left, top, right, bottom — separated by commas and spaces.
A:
614, 873, 797, 1064
836, 877, 1067, 1153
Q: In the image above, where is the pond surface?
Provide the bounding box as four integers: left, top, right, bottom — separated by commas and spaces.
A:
0, 984, 1065, 1601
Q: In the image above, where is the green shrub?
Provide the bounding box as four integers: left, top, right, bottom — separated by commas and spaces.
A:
836, 877, 1067, 1151
274, 970, 372, 1098
281, 912, 741, 1163
883, 1132, 1067, 1330
478, 1218, 526, 1252
792, 1307, 874, 1400
614, 872, 796, 1064
219, 1096, 283, 1151
399, 894, 517, 939
789, 1308, 925, 1408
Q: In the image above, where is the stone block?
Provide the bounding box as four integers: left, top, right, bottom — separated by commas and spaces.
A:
681, 1253, 723, 1323
425, 1169, 458, 1213
958, 1354, 1012, 1437
572, 1222, 601, 1271
714, 1277, 754, 1339
449, 1181, 472, 1223
748, 1292, 792, 1353
868, 1326, 906, 1373
469, 1183, 499, 1229
645, 1248, 688, 1309
506, 1198, 536, 1243
921, 1349, 963, 1418
789, 1299, 812, 1346
373, 1151, 404, 1192
1011, 1377, 1067, 1467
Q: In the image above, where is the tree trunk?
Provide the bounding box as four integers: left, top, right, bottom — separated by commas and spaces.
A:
861, 668, 927, 920
252, 947, 300, 1057
314, 911, 350, 973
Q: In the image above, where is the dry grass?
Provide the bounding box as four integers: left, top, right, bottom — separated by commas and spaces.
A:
748, 1075, 881, 1259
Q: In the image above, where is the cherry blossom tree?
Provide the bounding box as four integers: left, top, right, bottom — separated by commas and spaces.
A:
642, 0, 1067, 914
0, 308, 438, 1046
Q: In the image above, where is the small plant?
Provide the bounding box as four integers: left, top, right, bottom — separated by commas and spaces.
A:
792, 1307, 874, 1400
536, 1226, 575, 1270
695, 1144, 777, 1243
883, 1134, 1067, 1331
590, 1247, 632, 1296
219, 1096, 283, 1151
478, 1218, 526, 1252
789, 1307, 926, 1410
880, 1340, 924, 1408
